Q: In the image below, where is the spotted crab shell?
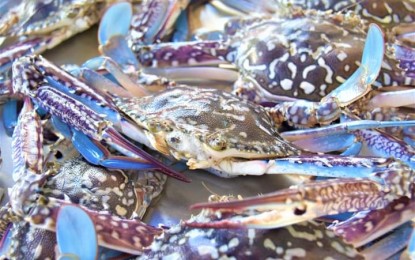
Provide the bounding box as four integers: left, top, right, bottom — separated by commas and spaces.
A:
229, 10, 412, 101
115, 85, 299, 168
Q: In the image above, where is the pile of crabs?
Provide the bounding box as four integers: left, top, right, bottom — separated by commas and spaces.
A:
0, 0, 414, 258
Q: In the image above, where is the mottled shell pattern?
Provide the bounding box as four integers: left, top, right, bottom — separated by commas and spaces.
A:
226, 8, 413, 101
114, 85, 299, 169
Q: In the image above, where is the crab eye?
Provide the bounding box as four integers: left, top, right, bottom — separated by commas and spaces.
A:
207, 134, 227, 151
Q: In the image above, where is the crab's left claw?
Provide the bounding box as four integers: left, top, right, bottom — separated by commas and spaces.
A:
98, 2, 139, 71
98, 2, 132, 46
324, 23, 384, 105
56, 205, 98, 259
187, 161, 414, 229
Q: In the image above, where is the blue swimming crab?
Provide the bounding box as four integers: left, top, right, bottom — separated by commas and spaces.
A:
118, 2, 414, 133
0, 0, 115, 83
6, 21, 415, 260
83, 4, 415, 256
0, 94, 366, 258
135, 7, 413, 101
10, 4, 412, 179
121, 1, 415, 148
0, 97, 168, 257
0, 0, 124, 137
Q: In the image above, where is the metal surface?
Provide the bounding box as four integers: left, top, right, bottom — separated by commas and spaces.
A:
0, 26, 296, 228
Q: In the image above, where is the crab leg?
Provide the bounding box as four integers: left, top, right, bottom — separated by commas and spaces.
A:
187, 160, 414, 229
9, 97, 46, 216
128, 0, 191, 45
281, 118, 415, 141
367, 88, 415, 109
355, 128, 415, 168
266, 24, 384, 128
329, 197, 415, 247
0, 38, 49, 74
356, 105, 415, 146
99, 2, 237, 82
26, 197, 163, 255
214, 155, 404, 181
280, 114, 415, 168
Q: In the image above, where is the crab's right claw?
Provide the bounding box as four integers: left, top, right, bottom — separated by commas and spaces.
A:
187, 162, 412, 229
56, 205, 98, 260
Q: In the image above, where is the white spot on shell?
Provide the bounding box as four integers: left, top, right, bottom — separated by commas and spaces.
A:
281, 79, 293, 90
337, 52, 347, 61
300, 81, 316, 94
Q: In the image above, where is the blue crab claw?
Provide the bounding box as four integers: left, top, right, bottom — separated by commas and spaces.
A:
187, 161, 413, 229
98, 2, 132, 46
362, 24, 384, 84
56, 205, 98, 260
99, 0, 192, 67
27, 198, 164, 255
324, 24, 384, 105
51, 116, 157, 171
98, 2, 139, 72
12, 55, 190, 183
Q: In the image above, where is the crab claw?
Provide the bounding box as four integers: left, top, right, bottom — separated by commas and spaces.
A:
56, 205, 98, 259
98, 2, 139, 71
27, 198, 163, 255
98, 2, 132, 46
187, 161, 414, 229
324, 23, 384, 105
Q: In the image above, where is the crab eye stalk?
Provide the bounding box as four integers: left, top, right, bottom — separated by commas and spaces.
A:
207, 134, 227, 151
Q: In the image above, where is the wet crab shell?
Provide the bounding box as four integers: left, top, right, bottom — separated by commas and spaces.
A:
4, 222, 56, 259
139, 211, 363, 259
43, 156, 166, 219
228, 9, 412, 101
114, 85, 299, 169
285, 0, 415, 30
1, 155, 166, 258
